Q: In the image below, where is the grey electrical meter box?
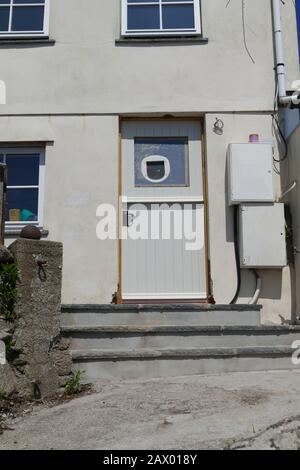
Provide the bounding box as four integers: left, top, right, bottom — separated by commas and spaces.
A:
228, 143, 275, 205
239, 203, 287, 268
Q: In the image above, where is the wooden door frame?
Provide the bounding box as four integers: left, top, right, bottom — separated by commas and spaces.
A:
117, 116, 214, 305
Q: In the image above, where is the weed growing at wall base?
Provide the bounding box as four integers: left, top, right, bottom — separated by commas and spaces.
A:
0, 390, 8, 401
0, 262, 19, 322
64, 370, 85, 395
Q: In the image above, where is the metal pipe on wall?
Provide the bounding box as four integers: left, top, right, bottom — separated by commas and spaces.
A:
272, 0, 299, 105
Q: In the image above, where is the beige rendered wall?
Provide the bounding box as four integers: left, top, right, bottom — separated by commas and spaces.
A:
287, 124, 300, 318
205, 113, 292, 325
0, 113, 293, 323
0, 0, 298, 115
0, 1, 298, 319
2, 116, 119, 304
44, 116, 119, 304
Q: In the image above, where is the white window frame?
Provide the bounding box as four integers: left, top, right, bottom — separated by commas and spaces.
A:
121, 0, 201, 37
0, 0, 50, 38
0, 147, 45, 230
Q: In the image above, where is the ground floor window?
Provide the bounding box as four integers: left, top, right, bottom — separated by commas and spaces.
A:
0, 147, 45, 228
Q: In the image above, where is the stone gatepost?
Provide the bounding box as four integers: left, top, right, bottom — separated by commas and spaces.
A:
0, 164, 7, 244
8, 239, 72, 399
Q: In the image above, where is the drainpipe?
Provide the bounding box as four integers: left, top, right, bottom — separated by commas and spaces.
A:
272, 0, 299, 106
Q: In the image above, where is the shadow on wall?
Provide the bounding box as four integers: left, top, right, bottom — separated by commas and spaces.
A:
257, 271, 283, 300
286, 123, 300, 320
238, 270, 283, 302
276, 112, 298, 322
225, 157, 234, 244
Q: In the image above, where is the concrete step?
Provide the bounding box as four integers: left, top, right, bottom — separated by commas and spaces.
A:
62, 325, 300, 351
71, 346, 298, 382
61, 304, 261, 327
62, 304, 300, 382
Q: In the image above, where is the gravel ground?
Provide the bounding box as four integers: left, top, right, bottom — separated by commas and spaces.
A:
1, 370, 300, 450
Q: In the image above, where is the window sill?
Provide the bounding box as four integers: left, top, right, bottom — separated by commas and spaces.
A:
0, 37, 55, 47
5, 227, 49, 238
115, 35, 208, 45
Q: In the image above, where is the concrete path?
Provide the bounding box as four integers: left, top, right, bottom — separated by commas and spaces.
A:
1, 370, 300, 450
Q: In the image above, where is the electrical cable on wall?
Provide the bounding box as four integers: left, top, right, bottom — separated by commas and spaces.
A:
226, 0, 255, 63
278, 181, 297, 200
273, 161, 281, 175
249, 270, 262, 305
272, 116, 289, 162
242, 0, 255, 64
272, 84, 289, 163
230, 206, 242, 304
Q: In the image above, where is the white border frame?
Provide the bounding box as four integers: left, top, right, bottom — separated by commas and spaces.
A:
141, 155, 170, 183
0, 147, 45, 230
121, 0, 201, 37
0, 0, 50, 38
123, 292, 207, 300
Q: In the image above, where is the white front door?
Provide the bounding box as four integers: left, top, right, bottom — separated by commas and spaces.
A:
121, 120, 206, 301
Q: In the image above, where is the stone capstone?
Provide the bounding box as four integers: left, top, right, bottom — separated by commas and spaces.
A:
20, 225, 42, 241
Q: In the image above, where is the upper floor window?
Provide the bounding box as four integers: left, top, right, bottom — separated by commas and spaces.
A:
0, 0, 49, 37
121, 0, 201, 37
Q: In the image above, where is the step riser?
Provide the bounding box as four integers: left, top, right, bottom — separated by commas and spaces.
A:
73, 356, 298, 382
65, 332, 300, 350
61, 311, 261, 327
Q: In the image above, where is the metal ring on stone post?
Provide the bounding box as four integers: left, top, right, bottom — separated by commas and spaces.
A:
33, 254, 47, 282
